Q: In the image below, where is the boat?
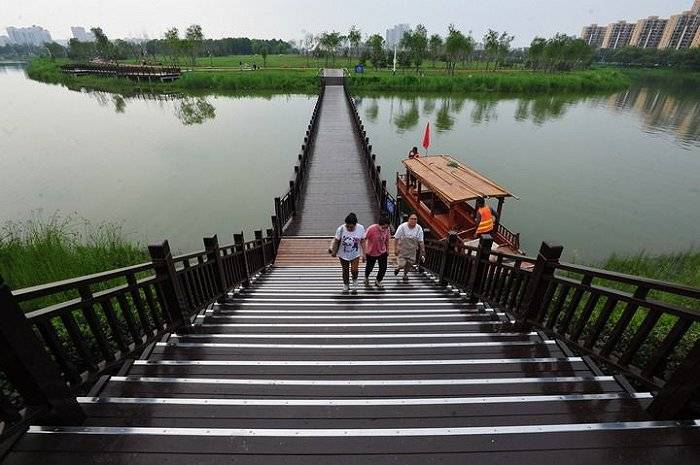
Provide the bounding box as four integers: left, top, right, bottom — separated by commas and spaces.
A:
396, 155, 523, 253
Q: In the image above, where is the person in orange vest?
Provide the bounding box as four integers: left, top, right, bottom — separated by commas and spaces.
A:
474, 197, 497, 237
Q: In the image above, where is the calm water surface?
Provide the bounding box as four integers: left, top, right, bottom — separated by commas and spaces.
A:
0, 65, 698, 259
355, 88, 699, 259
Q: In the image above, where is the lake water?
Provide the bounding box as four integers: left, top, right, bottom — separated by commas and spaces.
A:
0, 65, 698, 259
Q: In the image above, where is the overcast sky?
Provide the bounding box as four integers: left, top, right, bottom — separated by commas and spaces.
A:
0, 0, 694, 46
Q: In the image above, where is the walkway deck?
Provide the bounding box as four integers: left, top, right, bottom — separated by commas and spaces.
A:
8, 265, 700, 464
286, 74, 379, 236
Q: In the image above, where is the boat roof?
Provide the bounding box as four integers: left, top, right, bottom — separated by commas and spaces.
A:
403, 155, 514, 204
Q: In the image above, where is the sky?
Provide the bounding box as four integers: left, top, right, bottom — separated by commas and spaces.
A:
0, 0, 695, 46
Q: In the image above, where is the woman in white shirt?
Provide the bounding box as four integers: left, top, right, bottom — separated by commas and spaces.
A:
393, 212, 425, 282
328, 212, 365, 293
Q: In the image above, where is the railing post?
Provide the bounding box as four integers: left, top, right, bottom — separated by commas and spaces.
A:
266, 228, 277, 259
468, 235, 494, 305
515, 241, 564, 325
148, 240, 189, 329
234, 232, 250, 287
438, 232, 458, 287
289, 181, 296, 213
203, 235, 227, 300
648, 340, 700, 419
271, 215, 280, 246
274, 197, 282, 232
255, 230, 267, 273
0, 274, 85, 425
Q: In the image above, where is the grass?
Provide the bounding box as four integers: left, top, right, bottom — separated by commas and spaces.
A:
26, 58, 321, 96
27, 57, 631, 96
0, 213, 147, 293
348, 69, 630, 93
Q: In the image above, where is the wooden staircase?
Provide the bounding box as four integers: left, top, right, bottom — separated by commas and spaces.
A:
6, 265, 700, 464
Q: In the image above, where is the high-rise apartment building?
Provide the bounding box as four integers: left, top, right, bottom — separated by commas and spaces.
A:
693, 0, 700, 14
630, 16, 668, 48
0, 35, 10, 47
581, 24, 606, 47
71, 26, 95, 42
6, 26, 52, 46
659, 10, 700, 49
601, 21, 635, 49
385, 24, 410, 49
692, 25, 700, 47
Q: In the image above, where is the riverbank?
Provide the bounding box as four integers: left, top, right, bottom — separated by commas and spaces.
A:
27, 58, 630, 96
26, 59, 321, 95
3, 215, 697, 295
0, 215, 147, 294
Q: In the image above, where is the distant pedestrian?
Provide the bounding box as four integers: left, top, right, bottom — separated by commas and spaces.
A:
328, 213, 365, 293
363, 214, 391, 289
393, 213, 425, 282
408, 146, 420, 159
474, 197, 497, 238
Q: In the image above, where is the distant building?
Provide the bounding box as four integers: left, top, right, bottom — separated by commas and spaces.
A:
0, 35, 9, 47
601, 21, 635, 49
630, 16, 668, 48
694, 0, 700, 14
71, 26, 95, 42
6, 25, 52, 46
659, 10, 700, 49
693, 25, 700, 47
581, 24, 606, 48
385, 23, 410, 49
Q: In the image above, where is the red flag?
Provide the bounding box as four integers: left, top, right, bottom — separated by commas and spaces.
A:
422, 122, 430, 152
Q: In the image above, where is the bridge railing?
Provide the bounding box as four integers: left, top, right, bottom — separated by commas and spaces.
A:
60, 63, 181, 77
273, 85, 325, 235
0, 230, 276, 444
420, 232, 700, 419
341, 81, 400, 229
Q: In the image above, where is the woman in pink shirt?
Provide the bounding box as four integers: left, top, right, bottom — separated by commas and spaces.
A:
363, 214, 391, 288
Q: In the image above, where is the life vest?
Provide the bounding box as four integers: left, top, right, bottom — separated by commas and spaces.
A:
476, 206, 494, 234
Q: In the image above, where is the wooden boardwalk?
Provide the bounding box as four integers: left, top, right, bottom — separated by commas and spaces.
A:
286, 73, 379, 236
4, 69, 700, 465
7, 264, 700, 464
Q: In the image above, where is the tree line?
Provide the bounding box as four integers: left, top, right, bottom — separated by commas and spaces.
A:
15, 25, 293, 65
595, 47, 700, 70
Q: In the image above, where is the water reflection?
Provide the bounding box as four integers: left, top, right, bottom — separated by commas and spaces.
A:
356, 90, 699, 147
175, 97, 216, 125
81, 90, 217, 125
605, 87, 699, 147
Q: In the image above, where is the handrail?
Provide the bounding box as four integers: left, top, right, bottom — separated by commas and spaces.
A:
0, 90, 325, 445
418, 234, 700, 420
340, 78, 400, 229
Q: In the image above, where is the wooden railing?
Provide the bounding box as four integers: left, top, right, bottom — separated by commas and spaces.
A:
0, 231, 276, 444
60, 63, 181, 79
421, 232, 700, 419
273, 85, 325, 235
341, 78, 400, 229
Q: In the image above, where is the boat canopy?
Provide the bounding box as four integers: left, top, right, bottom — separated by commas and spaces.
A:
403, 155, 515, 205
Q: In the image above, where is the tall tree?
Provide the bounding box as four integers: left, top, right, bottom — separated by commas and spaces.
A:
483, 29, 499, 71
90, 27, 113, 60
400, 24, 428, 73
347, 26, 362, 62
445, 25, 468, 75
528, 37, 547, 70
185, 24, 204, 66
318, 31, 343, 65
428, 34, 443, 68
496, 31, 515, 70
366, 34, 385, 70
163, 27, 182, 65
